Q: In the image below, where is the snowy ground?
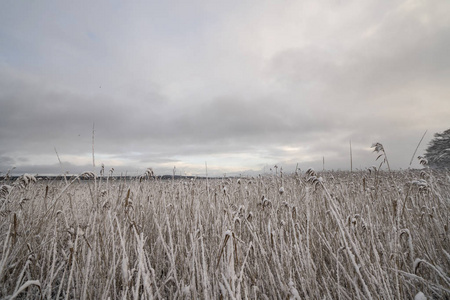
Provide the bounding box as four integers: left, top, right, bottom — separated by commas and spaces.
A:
1, 170, 449, 299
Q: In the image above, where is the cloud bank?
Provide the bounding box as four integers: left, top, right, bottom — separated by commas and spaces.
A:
1, 0, 449, 176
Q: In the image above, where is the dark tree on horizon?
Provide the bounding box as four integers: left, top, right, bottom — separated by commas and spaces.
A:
424, 128, 450, 169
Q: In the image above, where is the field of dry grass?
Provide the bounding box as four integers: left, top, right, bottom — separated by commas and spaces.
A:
1, 169, 449, 299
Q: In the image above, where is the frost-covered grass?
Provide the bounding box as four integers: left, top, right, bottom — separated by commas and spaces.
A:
0, 169, 449, 299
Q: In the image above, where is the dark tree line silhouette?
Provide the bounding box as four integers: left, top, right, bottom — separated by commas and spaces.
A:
424, 128, 450, 169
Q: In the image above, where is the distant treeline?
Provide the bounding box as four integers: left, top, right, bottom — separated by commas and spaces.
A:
0, 174, 225, 181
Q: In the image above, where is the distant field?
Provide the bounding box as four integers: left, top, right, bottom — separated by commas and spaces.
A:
1, 170, 449, 299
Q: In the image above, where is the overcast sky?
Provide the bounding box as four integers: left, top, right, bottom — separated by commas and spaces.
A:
1, 0, 449, 176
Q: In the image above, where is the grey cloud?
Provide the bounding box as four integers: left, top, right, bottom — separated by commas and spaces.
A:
0, 69, 167, 152
1, 0, 449, 175
263, 3, 450, 153
268, 4, 450, 100
0, 156, 15, 171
